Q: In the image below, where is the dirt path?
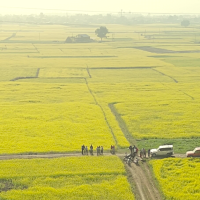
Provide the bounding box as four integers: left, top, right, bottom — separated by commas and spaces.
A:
126, 158, 162, 200
0, 152, 185, 160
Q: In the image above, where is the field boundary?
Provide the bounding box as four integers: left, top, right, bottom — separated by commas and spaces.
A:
84, 78, 118, 146
10, 68, 40, 81
32, 43, 40, 53
109, 103, 137, 145
90, 66, 156, 70
179, 90, 194, 100
3, 33, 16, 41
86, 65, 92, 78
152, 68, 178, 83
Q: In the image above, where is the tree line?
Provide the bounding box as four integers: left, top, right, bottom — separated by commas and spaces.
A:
0, 13, 198, 26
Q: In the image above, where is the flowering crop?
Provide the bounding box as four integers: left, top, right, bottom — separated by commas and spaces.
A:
0, 156, 135, 200
150, 158, 200, 200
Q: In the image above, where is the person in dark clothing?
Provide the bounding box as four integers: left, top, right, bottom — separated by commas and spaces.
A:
112, 145, 115, 154
129, 145, 133, 156
97, 146, 100, 156
101, 146, 103, 155
148, 149, 151, 158
140, 149, 143, 158
110, 145, 113, 154
143, 148, 146, 158
133, 145, 136, 157
85, 146, 88, 155
82, 145, 85, 155
90, 144, 93, 155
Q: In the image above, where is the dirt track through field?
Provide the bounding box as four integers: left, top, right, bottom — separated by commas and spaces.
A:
0, 152, 185, 160
128, 160, 162, 200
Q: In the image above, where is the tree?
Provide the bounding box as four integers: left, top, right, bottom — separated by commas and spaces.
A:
95, 26, 108, 41
181, 20, 190, 27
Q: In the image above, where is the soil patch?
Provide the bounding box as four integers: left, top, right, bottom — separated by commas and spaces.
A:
0, 179, 27, 192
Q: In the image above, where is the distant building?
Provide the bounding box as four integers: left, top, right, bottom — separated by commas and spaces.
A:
65, 34, 94, 43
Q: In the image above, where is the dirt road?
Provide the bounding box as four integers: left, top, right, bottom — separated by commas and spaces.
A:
127, 159, 162, 200
0, 152, 185, 160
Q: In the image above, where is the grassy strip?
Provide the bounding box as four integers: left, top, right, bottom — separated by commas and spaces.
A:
136, 138, 200, 154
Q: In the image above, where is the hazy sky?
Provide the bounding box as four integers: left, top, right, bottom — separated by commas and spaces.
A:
1, 0, 200, 14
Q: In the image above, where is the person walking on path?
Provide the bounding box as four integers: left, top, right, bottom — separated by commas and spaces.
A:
82, 145, 85, 155
148, 149, 151, 158
133, 145, 137, 157
140, 149, 143, 158
90, 144, 93, 155
143, 148, 146, 158
112, 145, 115, 154
129, 146, 133, 156
97, 146, 100, 156
100, 146, 103, 155
85, 146, 88, 155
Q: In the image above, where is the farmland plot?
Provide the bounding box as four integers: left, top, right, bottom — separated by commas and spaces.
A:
0, 156, 135, 200
0, 81, 118, 154
1, 23, 200, 153
150, 158, 200, 200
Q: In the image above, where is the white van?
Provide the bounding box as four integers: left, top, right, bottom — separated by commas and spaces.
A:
150, 145, 173, 157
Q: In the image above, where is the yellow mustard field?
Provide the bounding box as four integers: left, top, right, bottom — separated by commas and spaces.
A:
150, 158, 200, 200
1, 22, 200, 153
0, 81, 130, 154
0, 156, 135, 200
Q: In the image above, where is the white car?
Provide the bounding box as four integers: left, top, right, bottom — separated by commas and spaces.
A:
150, 145, 173, 157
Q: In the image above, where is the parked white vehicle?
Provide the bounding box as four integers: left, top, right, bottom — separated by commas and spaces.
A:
150, 145, 173, 157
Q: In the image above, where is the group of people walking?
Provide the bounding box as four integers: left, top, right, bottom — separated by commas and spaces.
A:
129, 145, 138, 158
140, 148, 151, 158
81, 144, 151, 158
96, 146, 103, 155
128, 145, 151, 159
81, 144, 103, 156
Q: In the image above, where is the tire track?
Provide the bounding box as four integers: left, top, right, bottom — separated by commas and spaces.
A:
129, 161, 162, 200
